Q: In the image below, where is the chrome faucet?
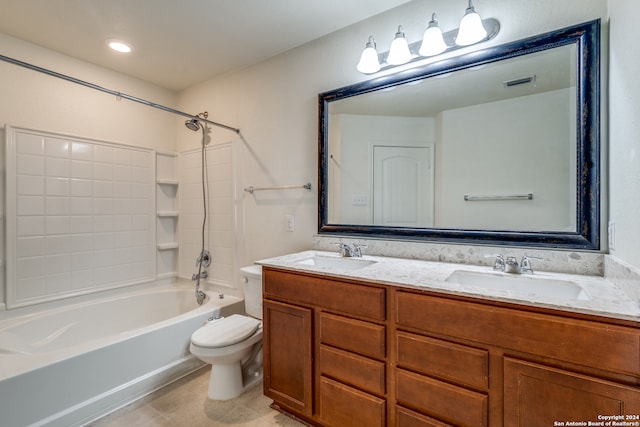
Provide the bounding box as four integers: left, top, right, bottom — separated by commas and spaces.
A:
336, 243, 367, 257
487, 254, 543, 274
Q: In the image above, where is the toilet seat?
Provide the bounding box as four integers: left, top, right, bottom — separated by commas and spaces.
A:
191, 314, 260, 348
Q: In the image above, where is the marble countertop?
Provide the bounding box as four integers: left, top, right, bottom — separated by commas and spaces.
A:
257, 250, 640, 323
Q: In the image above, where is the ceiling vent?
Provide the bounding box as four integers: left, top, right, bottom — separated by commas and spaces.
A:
503, 75, 536, 88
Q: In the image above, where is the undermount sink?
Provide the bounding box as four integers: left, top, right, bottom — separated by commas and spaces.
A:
445, 270, 590, 301
296, 255, 377, 270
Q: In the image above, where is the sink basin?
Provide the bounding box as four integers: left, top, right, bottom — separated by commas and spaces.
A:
445, 270, 590, 301
296, 255, 377, 270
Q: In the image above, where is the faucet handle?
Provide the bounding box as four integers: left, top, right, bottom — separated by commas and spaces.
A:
485, 254, 505, 271
352, 244, 367, 257
520, 255, 544, 274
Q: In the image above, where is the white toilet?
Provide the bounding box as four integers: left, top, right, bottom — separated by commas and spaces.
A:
189, 265, 263, 400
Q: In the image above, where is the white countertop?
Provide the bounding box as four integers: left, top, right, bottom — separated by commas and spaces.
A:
257, 250, 640, 323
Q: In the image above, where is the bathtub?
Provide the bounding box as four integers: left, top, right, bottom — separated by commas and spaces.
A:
0, 280, 244, 427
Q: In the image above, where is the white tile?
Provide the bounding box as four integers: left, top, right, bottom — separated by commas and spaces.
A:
93, 215, 114, 232
113, 181, 132, 198
16, 257, 45, 279
115, 148, 133, 166
71, 269, 94, 289
112, 198, 131, 215
46, 235, 72, 254
113, 215, 132, 231
70, 179, 93, 197
131, 166, 150, 183
17, 175, 45, 195
46, 157, 70, 177
70, 216, 93, 233
93, 232, 114, 250
16, 237, 46, 257
93, 145, 115, 164
71, 160, 92, 179
93, 249, 115, 267
45, 138, 70, 158
94, 181, 114, 198
71, 142, 92, 161
46, 254, 71, 275
17, 216, 45, 236
17, 196, 45, 216
71, 197, 93, 215
46, 273, 71, 294
17, 154, 45, 176
46, 177, 70, 196
16, 133, 44, 155
46, 197, 70, 215
71, 252, 93, 270
46, 216, 70, 235
131, 214, 151, 231
71, 234, 93, 252
93, 198, 115, 214
17, 277, 46, 300
113, 165, 132, 182
131, 183, 150, 199
130, 150, 151, 167
93, 163, 113, 181
114, 231, 133, 248
131, 199, 151, 215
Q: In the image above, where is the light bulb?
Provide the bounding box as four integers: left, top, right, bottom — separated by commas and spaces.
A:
455, 0, 487, 46
356, 36, 381, 74
386, 26, 412, 65
419, 13, 448, 57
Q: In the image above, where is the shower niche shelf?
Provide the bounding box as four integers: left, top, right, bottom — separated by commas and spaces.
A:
156, 152, 179, 278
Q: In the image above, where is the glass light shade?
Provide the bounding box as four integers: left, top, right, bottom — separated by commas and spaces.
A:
419, 14, 448, 56
356, 37, 381, 74
455, 2, 487, 46
386, 26, 412, 65
107, 39, 132, 53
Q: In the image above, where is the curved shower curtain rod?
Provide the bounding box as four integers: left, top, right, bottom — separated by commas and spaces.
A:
0, 53, 241, 134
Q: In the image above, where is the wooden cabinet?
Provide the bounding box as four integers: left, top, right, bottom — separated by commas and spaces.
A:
262, 267, 640, 427
263, 267, 387, 426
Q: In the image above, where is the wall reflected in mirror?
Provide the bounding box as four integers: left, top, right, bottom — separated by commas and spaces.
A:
328, 44, 577, 232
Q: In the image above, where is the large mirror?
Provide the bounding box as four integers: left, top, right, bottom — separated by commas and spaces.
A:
318, 20, 600, 250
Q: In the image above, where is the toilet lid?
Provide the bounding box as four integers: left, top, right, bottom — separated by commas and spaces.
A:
191, 314, 260, 348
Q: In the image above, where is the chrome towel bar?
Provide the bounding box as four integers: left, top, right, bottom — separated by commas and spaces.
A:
244, 182, 312, 194
464, 193, 533, 201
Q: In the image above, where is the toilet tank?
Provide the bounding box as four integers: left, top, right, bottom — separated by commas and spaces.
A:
240, 265, 263, 319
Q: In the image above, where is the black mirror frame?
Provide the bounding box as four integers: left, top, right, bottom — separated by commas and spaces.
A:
318, 20, 600, 250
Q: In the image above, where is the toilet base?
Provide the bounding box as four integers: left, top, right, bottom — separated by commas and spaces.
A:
207, 361, 263, 400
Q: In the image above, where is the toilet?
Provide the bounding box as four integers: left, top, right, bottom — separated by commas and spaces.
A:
190, 265, 263, 400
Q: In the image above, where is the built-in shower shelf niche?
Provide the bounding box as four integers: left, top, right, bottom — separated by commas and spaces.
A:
156, 152, 179, 278
157, 243, 179, 250
156, 179, 178, 185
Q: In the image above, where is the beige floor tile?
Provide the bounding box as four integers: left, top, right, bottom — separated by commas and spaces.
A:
88, 367, 306, 427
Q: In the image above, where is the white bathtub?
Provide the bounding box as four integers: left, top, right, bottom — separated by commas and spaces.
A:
0, 280, 244, 427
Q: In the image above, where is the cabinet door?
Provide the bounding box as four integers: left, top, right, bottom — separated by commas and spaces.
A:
504, 358, 640, 427
263, 300, 313, 417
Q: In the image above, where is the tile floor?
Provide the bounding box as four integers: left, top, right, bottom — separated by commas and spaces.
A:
88, 367, 306, 426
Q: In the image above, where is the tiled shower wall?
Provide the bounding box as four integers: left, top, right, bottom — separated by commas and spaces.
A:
5, 127, 155, 308
179, 142, 239, 291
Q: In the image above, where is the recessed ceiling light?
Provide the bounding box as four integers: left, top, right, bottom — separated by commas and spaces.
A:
107, 39, 133, 53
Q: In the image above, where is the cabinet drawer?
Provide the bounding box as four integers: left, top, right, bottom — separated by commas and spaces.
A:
396, 291, 640, 376
320, 312, 386, 359
264, 268, 386, 320
396, 331, 488, 390
397, 406, 453, 427
396, 369, 488, 427
320, 376, 386, 427
320, 345, 386, 396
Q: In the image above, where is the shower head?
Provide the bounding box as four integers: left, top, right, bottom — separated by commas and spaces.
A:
185, 118, 201, 132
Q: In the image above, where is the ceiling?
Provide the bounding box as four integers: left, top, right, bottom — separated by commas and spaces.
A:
0, 0, 411, 91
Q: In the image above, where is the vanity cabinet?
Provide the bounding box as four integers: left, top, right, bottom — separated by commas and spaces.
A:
263, 267, 387, 427
262, 267, 640, 427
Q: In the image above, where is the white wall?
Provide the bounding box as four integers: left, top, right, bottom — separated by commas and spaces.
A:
609, 0, 640, 270
0, 34, 178, 152
178, 0, 608, 265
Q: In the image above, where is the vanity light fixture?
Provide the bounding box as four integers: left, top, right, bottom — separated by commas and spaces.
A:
356, 0, 499, 74
356, 36, 381, 74
455, 0, 488, 46
386, 26, 413, 65
419, 14, 448, 57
